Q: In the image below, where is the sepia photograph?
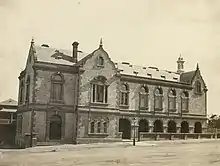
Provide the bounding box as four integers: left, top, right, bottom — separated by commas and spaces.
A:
0, 0, 220, 165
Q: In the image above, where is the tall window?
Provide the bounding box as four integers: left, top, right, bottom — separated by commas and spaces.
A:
168, 89, 176, 111
90, 121, 95, 133
103, 122, 107, 133
51, 73, 63, 102
97, 56, 104, 66
120, 84, 129, 106
92, 76, 108, 103
195, 81, 202, 94
25, 76, 30, 103
154, 87, 163, 111
97, 122, 101, 133
139, 86, 149, 109
181, 91, 189, 112
19, 81, 24, 104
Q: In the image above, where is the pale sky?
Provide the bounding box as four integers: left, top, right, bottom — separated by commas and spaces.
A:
1, 0, 220, 114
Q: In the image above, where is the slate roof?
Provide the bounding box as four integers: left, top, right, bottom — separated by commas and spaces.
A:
180, 71, 196, 84
0, 98, 18, 106
115, 62, 181, 83
34, 45, 88, 65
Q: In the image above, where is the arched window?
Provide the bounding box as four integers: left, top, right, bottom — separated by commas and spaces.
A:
103, 122, 108, 133
120, 84, 129, 106
168, 89, 176, 111
51, 73, 63, 102
90, 121, 95, 133
97, 56, 104, 66
25, 76, 30, 103
97, 122, 101, 133
195, 81, 202, 94
92, 76, 108, 103
181, 91, 189, 112
19, 81, 24, 104
139, 86, 149, 109
154, 87, 163, 111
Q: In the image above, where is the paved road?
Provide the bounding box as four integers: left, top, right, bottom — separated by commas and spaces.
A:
1, 139, 220, 166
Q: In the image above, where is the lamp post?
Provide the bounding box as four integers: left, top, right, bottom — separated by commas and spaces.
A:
132, 117, 138, 146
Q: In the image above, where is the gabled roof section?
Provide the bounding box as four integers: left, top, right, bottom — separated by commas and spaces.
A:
116, 62, 181, 83
0, 98, 18, 106
34, 45, 88, 65
180, 70, 196, 84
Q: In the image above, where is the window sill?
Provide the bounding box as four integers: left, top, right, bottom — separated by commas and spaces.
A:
90, 102, 109, 106
140, 107, 149, 111
154, 108, 163, 111
119, 105, 129, 109
49, 100, 64, 104
88, 133, 109, 136
182, 110, 189, 113
168, 109, 177, 112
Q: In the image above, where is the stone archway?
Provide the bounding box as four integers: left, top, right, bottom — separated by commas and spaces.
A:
49, 115, 62, 140
119, 118, 131, 139
153, 120, 163, 132
181, 121, 189, 133
138, 119, 149, 140
194, 122, 202, 133
167, 120, 177, 133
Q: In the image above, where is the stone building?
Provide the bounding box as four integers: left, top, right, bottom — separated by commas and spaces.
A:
16, 39, 208, 146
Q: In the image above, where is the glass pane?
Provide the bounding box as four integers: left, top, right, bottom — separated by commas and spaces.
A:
53, 83, 62, 100
96, 85, 104, 102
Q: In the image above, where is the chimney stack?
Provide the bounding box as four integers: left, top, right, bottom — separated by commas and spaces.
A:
72, 41, 79, 63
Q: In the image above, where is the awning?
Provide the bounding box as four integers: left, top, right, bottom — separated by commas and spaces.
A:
0, 108, 17, 113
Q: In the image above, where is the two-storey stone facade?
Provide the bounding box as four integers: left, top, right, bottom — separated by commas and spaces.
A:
16, 39, 208, 146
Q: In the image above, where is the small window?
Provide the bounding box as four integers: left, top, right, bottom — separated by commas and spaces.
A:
51, 73, 63, 102
154, 87, 163, 111
97, 56, 104, 66
25, 76, 30, 103
168, 89, 176, 111
139, 86, 149, 109
195, 81, 202, 94
92, 76, 108, 103
120, 84, 129, 106
181, 91, 189, 112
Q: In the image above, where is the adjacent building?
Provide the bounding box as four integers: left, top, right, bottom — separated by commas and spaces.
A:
16, 39, 208, 146
0, 98, 17, 146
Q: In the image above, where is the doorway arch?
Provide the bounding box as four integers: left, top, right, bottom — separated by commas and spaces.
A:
194, 122, 202, 133
153, 120, 163, 132
167, 120, 177, 133
49, 115, 62, 140
119, 118, 131, 139
181, 121, 189, 133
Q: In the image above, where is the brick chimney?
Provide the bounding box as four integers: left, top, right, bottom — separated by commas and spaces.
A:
72, 41, 79, 63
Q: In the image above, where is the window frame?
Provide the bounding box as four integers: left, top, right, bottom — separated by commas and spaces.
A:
50, 73, 64, 103
194, 80, 202, 95
139, 86, 149, 110
97, 56, 104, 67
91, 76, 108, 104
25, 76, 30, 103
120, 83, 129, 107
181, 91, 189, 112
19, 80, 24, 104
168, 89, 177, 112
154, 87, 163, 111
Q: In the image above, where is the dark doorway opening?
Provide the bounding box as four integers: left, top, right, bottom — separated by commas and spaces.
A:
49, 115, 62, 140
119, 118, 131, 139
153, 120, 163, 132
181, 121, 189, 133
167, 120, 177, 133
138, 119, 149, 141
194, 122, 202, 133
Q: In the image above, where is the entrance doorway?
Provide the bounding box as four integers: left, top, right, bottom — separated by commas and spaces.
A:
119, 118, 131, 139
181, 121, 189, 133
194, 122, 202, 133
49, 115, 62, 140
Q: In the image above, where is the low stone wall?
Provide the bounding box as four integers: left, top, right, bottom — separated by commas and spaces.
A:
139, 132, 220, 141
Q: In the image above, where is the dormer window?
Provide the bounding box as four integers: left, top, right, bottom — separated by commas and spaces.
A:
97, 56, 104, 67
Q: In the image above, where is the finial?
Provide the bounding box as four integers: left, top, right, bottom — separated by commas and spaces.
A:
99, 38, 103, 47
31, 37, 35, 44
196, 63, 199, 70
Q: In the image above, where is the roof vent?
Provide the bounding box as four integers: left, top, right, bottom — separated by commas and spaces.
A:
41, 44, 49, 47
147, 73, 152, 77
142, 67, 146, 69
129, 65, 133, 67
149, 66, 159, 70
161, 75, 166, 79
122, 62, 130, 65
173, 77, 178, 80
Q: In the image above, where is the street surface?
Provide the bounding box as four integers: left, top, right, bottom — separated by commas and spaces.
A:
1, 139, 220, 166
